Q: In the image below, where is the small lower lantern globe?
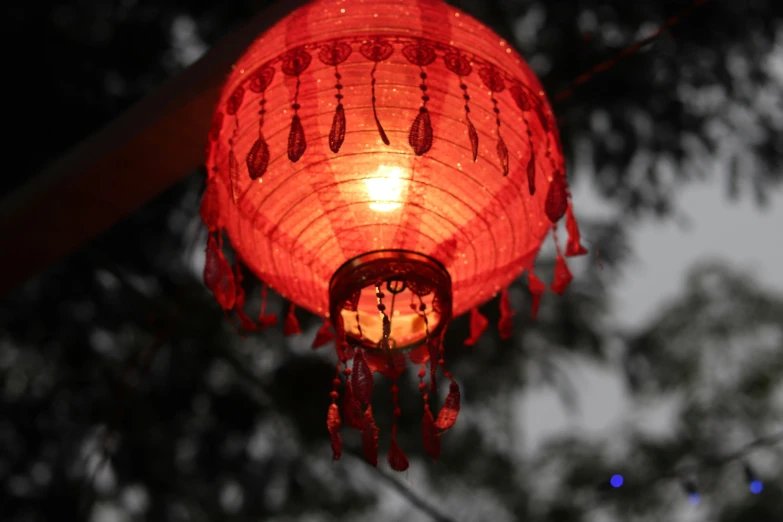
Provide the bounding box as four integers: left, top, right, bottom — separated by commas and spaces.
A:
201, 0, 586, 470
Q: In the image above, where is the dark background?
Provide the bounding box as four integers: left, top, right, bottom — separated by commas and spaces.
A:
2, 0, 782, 521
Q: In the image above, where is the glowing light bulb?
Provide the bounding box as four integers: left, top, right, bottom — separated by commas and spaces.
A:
365, 165, 406, 212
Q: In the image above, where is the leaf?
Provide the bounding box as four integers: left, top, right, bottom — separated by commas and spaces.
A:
361, 406, 379, 467
435, 381, 461, 431
326, 403, 342, 460
342, 382, 364, 430
422, 407, 441, 462
526, 155, 536, 195
329, 104, 346, 153
409, 107, 433, 155
496, 136, 509, 176
287, 114, 306, 162
246, 135, 269, 180
388, 437, 409, 471
467, 117, 478, 162
351, 350, 374, 407
545, 171, 568, 223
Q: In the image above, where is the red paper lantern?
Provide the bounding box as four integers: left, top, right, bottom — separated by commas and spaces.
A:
201, 0, 586, 470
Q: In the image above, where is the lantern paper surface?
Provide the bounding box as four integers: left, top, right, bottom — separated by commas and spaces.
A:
202, 0, 586, 469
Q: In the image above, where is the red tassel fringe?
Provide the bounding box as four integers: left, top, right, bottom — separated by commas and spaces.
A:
464, 307, 489, 346
565, 203, 588, 257
528, 271, 546, 319
204, 233, 236, 311
351, 350, 374, 408
388, 382, 409, 471
551, 254, 574, 295
498, 288, 515, 340
283, 303, 302, 336
257, 284, 277, 329
551, 230, 574, 295
435, 380, 461, 431
312, 319, 335, 349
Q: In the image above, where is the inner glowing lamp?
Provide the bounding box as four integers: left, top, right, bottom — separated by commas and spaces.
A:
366, 165, 407, 212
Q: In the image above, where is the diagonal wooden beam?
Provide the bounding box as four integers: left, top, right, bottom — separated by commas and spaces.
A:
0, 0, 309, 297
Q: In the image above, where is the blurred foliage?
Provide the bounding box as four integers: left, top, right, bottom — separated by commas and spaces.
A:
2, 0, 783, 521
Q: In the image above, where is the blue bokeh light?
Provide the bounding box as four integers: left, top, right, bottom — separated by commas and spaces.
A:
610, 475, 624, 488
750, 480, 764, 495
688, 493, 701, 505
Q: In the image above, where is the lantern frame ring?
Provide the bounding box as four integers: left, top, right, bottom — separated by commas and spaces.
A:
329, 249, 452, 353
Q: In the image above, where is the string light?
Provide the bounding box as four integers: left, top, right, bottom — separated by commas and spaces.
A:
600, 432, 783, 509
681, 479, 701, 506
743, 462, 764, 495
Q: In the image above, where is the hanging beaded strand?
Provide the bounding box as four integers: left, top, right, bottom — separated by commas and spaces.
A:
478, 65, 509, 176
376, 282, 411, 471
510, 83, 537, 195
318, 41, 352, 153
403, 40, 437, 155
444, 50, 478, 161
359, 39, 394, 145
326, 361, 343, 460
224, 83, 246, 203
246, 65, 275, 180
281, 47, 312, 162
